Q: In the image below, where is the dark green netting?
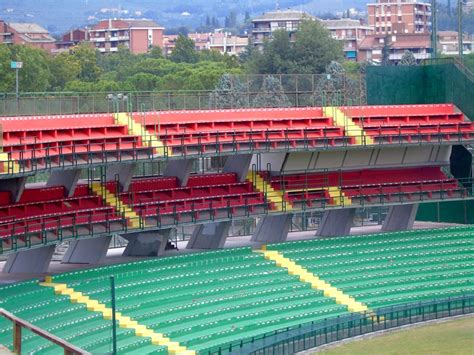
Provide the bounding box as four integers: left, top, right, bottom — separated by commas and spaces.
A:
367, 60, 474, 224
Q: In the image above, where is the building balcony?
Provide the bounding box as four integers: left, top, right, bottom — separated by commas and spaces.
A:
252, 28, 271, 33
90, 37, 106, 42
109, 36, 130, 41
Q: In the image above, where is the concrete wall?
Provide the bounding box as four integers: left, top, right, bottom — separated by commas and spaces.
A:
281, 145, 452, 173
250, 153, 287, 173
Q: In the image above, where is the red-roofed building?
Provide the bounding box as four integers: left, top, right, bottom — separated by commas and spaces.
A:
89, 19, 164, 54
358, 33, 431, 63
54, 29, 89, 53
1, 22, 56, 51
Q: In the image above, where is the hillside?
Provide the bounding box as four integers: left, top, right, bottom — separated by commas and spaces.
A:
0, 0, 369, 34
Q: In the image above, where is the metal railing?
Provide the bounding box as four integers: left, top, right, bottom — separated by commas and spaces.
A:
0, 308, 89, 355
1, 124, 473, 178
203, 295, 474, 354
1, 175, 473, 255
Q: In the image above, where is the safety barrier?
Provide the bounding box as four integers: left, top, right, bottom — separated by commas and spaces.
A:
1, 175, 473, 255
204, 295, 474, 354
0, 308, 89, 355
1, 127, 473, 178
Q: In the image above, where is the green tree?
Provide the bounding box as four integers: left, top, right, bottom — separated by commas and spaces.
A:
292, 20, 343, 74
326, 61, 345, 75
148, 46, 164, 59
313, 60, 364, 106
399, 50, 417, 66
49, 52, 81, 90
170, 35, 199, 63
10, 45, 51, 92
69, 43, 102, 82
253, 75, 291, 108
209, 73, 248, 108
125, 73, 159, 91
464, 53, 474, 72
246, 29, 294, 74
0, 45, 15, 92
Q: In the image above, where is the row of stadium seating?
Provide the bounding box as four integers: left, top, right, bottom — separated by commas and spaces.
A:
342, 105, 472, 144
1, 226, 471, 353
270, 167, 463, 207
267, 227, 474, 308
1, 104, 472, 173
0, 281, 166, 354
0, 168, 466, 244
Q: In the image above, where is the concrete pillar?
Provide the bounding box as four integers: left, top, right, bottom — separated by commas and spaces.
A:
163, 159, 194, 186
187, 221, 231, 249
122, 229, 172, 257
62, 235, 112, 264
46, 169, 81, 197
0, 177, 27, 203
223, 154, 253, 182
3, 245, 55, 274
382, 204, 419, 232
251, 214, 293, 244
317, 208, 356, 237
106, 163, 137, 192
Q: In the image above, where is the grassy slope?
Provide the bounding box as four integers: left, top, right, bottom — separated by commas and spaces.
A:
318, 316, 474, 355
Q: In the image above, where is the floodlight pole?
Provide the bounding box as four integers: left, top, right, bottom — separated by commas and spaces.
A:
15, 69, 19, 101
431, 0, 438, 59
110, 276, 117, 355
458, 0, 464, 64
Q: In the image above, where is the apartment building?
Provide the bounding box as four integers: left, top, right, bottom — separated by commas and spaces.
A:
438, 31, 474, 56
89, 19, 163, 54
208, 33, 248, 55
367, 0, 431, 35
163, 31, 249, 56
0, 21, 56, 51
251, 10, 315, 46
358, 33, 431, 63
322, 19, 374, 61
54, 29, 89, 53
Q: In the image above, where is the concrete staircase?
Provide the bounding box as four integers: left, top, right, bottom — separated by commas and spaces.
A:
115, 112, 167, 155
323, 106, 374, 145
258, 248, 369, 313
326, 186, 352, 206
40, 280, 195, 354
247, 172, 293, 212
91, 182, 143, 229
0, 152, 21, 174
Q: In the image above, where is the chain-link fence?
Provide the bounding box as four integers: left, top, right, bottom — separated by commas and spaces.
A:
0, 74, 367, 117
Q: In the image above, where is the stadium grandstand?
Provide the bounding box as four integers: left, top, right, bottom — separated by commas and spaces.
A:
0, 58, 473, 354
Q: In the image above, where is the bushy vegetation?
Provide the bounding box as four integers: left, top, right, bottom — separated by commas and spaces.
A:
0, 19, 346, 94
0, 43, 241, 93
